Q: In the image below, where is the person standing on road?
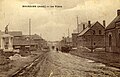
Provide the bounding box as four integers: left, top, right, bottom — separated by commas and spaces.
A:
56, 48, 59, 52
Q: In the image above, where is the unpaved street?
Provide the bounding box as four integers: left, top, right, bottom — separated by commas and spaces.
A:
35, 50, 120, 77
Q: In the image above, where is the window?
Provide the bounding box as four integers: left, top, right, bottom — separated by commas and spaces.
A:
93, 30, 95, 35
5, 42, 9, 49
5, 45, 8, 49
119, 33, 120, 39
109, 35, 112, 46
99, 30, 102, 35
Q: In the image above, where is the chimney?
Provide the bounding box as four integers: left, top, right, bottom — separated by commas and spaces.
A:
117, 9, 120, 16
62, 37, 65, 40
83, 24, 85, 30
88, 21, 91, 27
103, 20, 106, 28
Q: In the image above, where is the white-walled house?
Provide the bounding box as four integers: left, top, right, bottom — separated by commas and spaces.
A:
1, 34, 13, 52
0, 30, 13, 52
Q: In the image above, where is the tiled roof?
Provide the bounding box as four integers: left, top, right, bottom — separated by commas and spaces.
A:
65, 37, 72, 42
78, 27, 90, 36
78, 22, 97, 36
106, 15, 120, 30
23, 34, 42, 40
13, 38, 37, 46
31, 34, 42, 40
78, 21, 104, 36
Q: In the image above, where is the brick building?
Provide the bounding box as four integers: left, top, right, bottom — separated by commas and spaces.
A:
72, 33, 79, 47
22, 34, 47, 50
72, 23, 87, 47
2, 31, 44, 51
105, 9, 120, 53
58, 36, 72, 50
77, 21, 105, 50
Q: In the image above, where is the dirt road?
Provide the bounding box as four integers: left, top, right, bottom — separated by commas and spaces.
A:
36, 50, 120, 77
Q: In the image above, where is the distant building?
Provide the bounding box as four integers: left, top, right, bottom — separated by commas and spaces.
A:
65, 37, 72, 45
2, 31, 22, 38
58, 36, 72, 50
1, 31, 42, 51
0, 29, 46, 56
1, 32, 13, 52
1, 31, 37, 52
13, 37, 37, 51
105, 9, 120, 53
77, 21, 105, 50
22, 34, 47, 50
72, 33, 79, 47
72, 22, 88, 47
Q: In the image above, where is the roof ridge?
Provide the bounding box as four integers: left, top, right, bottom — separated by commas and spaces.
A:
78, 21, 101, 36
106, 15, 120, 30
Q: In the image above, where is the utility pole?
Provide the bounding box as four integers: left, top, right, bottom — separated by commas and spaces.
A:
91, 29, 93, 52
4, 12, 5, 25
68, 28, 70, 45
29, 19, 31, 38
76, 16, 79, 33
63, 33, 65, 37
104, 24, 106, 52
68, 28, 70, 38
104, 29, 106, 52
29, 18, 31, 54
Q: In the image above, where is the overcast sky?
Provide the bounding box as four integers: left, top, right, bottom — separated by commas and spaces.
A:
0, 0, 120, 41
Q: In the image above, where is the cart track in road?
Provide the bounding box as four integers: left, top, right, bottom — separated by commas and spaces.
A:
9, 52, 47, 77
9, 51, 120, 77
44, 51, 120, 77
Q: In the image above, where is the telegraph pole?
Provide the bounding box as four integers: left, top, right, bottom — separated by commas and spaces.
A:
68, 28, 70, 38
29, 18, 31, 54
29, 19, 31, 38
68, 28, 70, 45
76, 16, 79, 33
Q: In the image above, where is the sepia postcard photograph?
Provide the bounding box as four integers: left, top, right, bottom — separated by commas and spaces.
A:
0, 0, 120, 77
